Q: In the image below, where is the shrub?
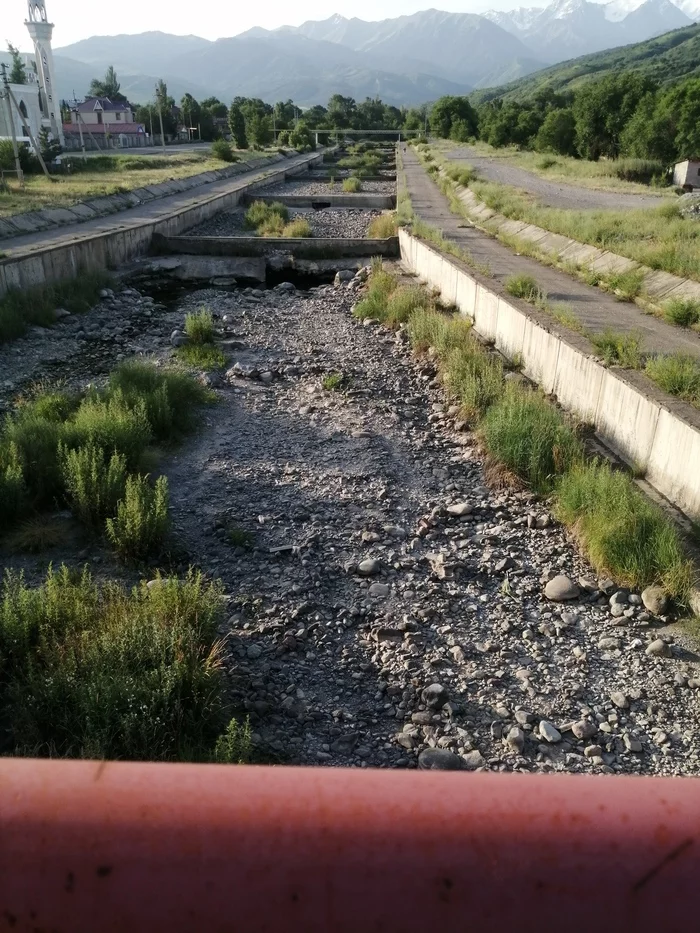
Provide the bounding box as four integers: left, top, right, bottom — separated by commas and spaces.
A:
72, 391, 152, 470
663, 298, 700, 327
557, 461, 693, 598
645, 354, 700, 402
614, 158, 665, 184
481, 384, 583, 493
0, 443, 27, 526
343, 176, 362, 193
603, 268, 645, 301
368, 214, 397, 238
537, 157, 559, 170
505, 274, 544, 303
384, 285, 431, 326
184, 308, 215, 344
0, 567, 230, 760
176, 344, 226, 370
106, 474, 170, 561
245, 200, 288, 232
282, 218, 312, 237
211, 140, 238, 163
60, 443, 127, 529
353, 262, 397, 320
322, 372, 344, 391
2, 411, 66, 507
589, 329, 644, 369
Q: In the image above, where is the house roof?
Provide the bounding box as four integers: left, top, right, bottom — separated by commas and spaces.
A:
63, 122, 145, 135
74, 97, 133, 113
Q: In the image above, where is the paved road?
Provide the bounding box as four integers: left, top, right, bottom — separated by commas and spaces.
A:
72, 142, 214, 158
447, 145, 665, 211
403, 147, 700, 360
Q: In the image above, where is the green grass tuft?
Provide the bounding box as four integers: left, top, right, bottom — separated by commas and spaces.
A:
505, 274, 545, 302
184, 309, 215, 344
589, 329, 644, 368
176, 344, 226, 370
645, 354, 700, 403
663, 297, 700, 327
60, 443, 127, 529
105, 473, 170, 562
282, 218, 312, 238
342, 177, 362, 193
322, 372, 345, 391
367, 213, 397, 238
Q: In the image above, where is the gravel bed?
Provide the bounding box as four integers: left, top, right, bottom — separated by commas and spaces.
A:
257, 178, 395, 196
2, 275, 700, 776
186, 208, 382, 238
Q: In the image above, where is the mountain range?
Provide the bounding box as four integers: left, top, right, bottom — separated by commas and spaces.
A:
44, 0, 699, 107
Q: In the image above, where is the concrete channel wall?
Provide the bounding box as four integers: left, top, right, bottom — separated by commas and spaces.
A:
399, 228, 700, 522
151, 234, 400, 259
0, 151, 323, 300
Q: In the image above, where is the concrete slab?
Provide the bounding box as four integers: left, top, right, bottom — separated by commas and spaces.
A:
520, 318, 561, 394
646, 407, 700, 520
498, 219, 529, 238
5, 213, 49, 234
557, 241, 602, 267
642, 270, 687, 301
67, 203, 98, 221
552, 341, 604, 423
493, 298, 526, 359
36, 208, 80, 226
588, 251, 639, 275
148, 255, 266, 284
533, 231, 574, 256
662, 280, 700, 303
130, 187, 155, 201
514, 224, 550, 246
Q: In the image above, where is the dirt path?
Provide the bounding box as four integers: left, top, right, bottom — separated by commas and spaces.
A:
159, 280, 700, 775
403, 147, 700, 360
447, 145, 666, 211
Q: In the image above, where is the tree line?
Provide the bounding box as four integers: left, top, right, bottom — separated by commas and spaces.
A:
429, 73, 700, 169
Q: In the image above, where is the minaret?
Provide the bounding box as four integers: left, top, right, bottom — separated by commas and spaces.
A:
25, 0, 64, 145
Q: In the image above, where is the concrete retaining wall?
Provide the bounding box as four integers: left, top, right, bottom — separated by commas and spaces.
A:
152, 234, 400, 259
0, 151, 323, 299
242, 193, 396, 209
399, 228, 700, 521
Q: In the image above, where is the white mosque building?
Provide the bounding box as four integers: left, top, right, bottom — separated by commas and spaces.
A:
0, 0, 64, 147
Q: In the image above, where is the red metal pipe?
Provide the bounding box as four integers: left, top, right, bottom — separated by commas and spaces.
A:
1, 760, 698, 932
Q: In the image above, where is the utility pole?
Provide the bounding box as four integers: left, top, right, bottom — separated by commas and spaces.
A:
156, 83, 166, 154
0, 64, 24, 188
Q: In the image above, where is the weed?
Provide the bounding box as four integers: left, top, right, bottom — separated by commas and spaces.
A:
0, 443, 27, 525
184, 309, 215, 344
282, 218, 312, 237
614, 158, 665, 184
589, 329, 644, 369
343, 177, 362, 193
214, 717, 252, 763
0, 567, 230, 760
602, 269, 645, 301
537, 157, 559, 170
60, 443, 127, 529
645, 354, 700, 403
106, 474, 169, 562
557, 461, 694, 599
4, 515, 68, 553
664, 297, 700, 327
368, 213, 397, 238
481, 384, 583, 494
72, 391, 152, 470
505, 274, 545, 302
176, 344, 226, 370
385, 286, 431, 326
245, 200, 289, 233
322, 372, 345, 391
226, 526, 254, 548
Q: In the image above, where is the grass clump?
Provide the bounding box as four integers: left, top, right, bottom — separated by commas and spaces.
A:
343, 176, 362, 193
184, 308, 215, 344
176, 344, 226, 370
505, 273, 545, 302
353, 259, 397, 321
71, 391, 152, 471
245, 200, 289, 234
602, 268, 645, 301
481, 384, 583, 493
282, 218, 312, 237
0, 567, 240, 760
4, 515, 68, 553
368, 213, 397, 238
322, 372, 345, 391
557, 461, 693, 598
645, 354, 700, 403
106, 474, 169, 562
590, 329, 644, 368
663, 297, 700, 327
385, 285, 432, 326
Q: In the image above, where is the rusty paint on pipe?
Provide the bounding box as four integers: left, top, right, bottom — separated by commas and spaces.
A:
0, 760, 698, 932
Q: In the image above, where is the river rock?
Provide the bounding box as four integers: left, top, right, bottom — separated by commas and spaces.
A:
642, 586, 669, 615
544, 575, 580, 602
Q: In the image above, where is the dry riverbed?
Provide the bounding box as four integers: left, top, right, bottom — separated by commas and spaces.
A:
187, 208, 383, 238
3, 271, 700, 775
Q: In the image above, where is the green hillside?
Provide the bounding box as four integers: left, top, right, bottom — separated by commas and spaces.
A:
471, 23, 700, 103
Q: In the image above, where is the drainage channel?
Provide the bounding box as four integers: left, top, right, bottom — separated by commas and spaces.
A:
2, 145, 698, 778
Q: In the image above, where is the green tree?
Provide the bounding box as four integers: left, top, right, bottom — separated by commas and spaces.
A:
620, 93, 676, 162
430, 96, 478, 140
89, 65, 125, 100
7, 43, 26, 85
535, 108, 577, 156
180, 93, 201, 138
228, 103, 248, 149
404, 106, 427, 133
38, 126, 62, 162
273, 99, 296, 130
327, 94, 356, 129
303, 105, 328, 129
201, 97, 227, 119
288, 121, 315, 150
247, 112, 272, 148
573, 72, 656, 160
663, 78, 700, 161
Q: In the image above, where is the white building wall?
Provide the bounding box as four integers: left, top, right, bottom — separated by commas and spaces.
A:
0, 80, 44, 144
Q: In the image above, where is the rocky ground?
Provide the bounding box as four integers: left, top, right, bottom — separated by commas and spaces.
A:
187, 208, 382, 238
3, 266, 700, 777
258, 179, 396, 195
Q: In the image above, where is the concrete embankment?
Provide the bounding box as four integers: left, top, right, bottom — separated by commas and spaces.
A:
399, 228, 700, 523
0, 151, 323, 299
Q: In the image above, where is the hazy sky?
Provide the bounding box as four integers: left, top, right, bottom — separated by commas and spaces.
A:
4, 0, 553, 49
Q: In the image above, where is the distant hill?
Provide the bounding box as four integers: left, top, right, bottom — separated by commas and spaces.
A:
471, 22, 700, 102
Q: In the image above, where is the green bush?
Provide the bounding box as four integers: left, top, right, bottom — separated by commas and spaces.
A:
481, 384, 583, 493
184, 308, 215, 344
0, 443, 27, 526
60, 443, 127, 529
283, 218, 312, 237
353, 262, 397, 320
384, 285, 431, 326
2, 411, 66, 507
663, 297, 700, 327
557, 461, 693, 598
106, 474, 169, 561
589, 329, 643, 368
343, 176, 362, 192
0, 567, 230, 760
211, 140, 238, 163
72, 391, 151, 470
176, 344, 226, 370
368, 214, 397, 238
245, 200, 289, 232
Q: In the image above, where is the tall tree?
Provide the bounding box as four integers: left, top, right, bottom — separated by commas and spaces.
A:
180, 93, 201, 137
90, 65, 125, 100
228, 102, 248, 149
7, 43, 26, 85
327, 94, 356, 129
430, 96, 478, 140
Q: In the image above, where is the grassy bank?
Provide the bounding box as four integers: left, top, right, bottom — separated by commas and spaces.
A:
0, 150, 261, 219
437, 157, 700, 284
358, 263, 695, 602
0, 272, 110, 344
